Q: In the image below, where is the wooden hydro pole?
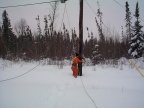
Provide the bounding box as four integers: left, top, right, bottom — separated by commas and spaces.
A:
78, 0, 83, 76
61, 0, 83, 76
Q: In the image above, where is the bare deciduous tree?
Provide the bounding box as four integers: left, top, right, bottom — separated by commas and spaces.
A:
48, 2, 59, 36
14, 18, 27, 36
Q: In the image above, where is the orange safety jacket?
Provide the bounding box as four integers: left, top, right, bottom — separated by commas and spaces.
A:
72, 56, 82, 67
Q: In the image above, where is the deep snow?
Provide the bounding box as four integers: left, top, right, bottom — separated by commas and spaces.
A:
0, 58, 144, 108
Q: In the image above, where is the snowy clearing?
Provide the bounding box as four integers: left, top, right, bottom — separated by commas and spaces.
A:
0, 59, 144, 108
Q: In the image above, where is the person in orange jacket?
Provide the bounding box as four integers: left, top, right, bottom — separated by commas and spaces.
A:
72, 53, 84, 78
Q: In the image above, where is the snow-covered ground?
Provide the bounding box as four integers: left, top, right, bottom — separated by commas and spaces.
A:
0, 58, 144, 108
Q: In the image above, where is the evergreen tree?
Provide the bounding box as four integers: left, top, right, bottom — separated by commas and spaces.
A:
35, 15, 42, 37
128, 2, 144, 58
2, 10, 17, 58
95, 17, 105, 60
95, 2, 105, 60
0, 25, 4, 57
125, 2, 132, 58
25, 26, 33, 59
44, 16, 49, 58
125, 2, 132, 40
83, 39, 88, 58
92, 44, 101, 65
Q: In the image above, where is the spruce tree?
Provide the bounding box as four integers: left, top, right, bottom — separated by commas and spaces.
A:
125, 2, 132, 40
0, 25, 4, 57
92, 44, 101, 65
2, 10, 17, 58
44, 16, 50, 58
128, 2, 144, 58
125, 2, 132, 58
95, 2, 105, 60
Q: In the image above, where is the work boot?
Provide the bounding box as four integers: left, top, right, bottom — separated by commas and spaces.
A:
74, 75, 77, 78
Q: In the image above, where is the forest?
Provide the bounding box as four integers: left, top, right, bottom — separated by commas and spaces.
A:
0, 1, 143, 65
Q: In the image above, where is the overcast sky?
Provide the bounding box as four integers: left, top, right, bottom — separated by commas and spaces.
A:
0, 0, 144, 40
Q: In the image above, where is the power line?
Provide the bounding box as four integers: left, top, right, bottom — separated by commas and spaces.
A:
85, 0, 131, 57
0, 62, 40, 83
113, 0, 125, 8
85, 0, 97, 16
85, 0, 109, 31
0, 1, 58, 9
85, 0, 126, 45
113, 0, 144, 22
60, 3, 66, 31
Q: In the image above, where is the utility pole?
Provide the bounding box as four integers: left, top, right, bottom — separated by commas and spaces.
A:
60, 0, 83, 76
78, 0, 83, 76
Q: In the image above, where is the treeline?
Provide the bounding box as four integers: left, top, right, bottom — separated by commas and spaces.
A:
0, 10, 79, 60
0, 10, 128, 61
0, 2, 144, 63
0, 12, 73, 60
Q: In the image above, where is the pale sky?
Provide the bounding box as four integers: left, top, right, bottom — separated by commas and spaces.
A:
0, 0, 144, 40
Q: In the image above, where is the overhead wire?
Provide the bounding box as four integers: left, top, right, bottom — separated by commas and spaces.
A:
0, 1, 53, 83
85, 0, 111, 34
85, 0, 124, 50
85, 0, 113, 37
0, 1, 58, 8
65, 2, 76, 56
84, 0, 97, 16
59, 3, 66, 31
113, 0, 144, 22
0, 1, 60, 30
113, 0, 125, 8
85, 0, 143, 38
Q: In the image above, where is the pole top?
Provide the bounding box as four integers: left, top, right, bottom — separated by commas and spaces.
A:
60, 0, 67, 3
